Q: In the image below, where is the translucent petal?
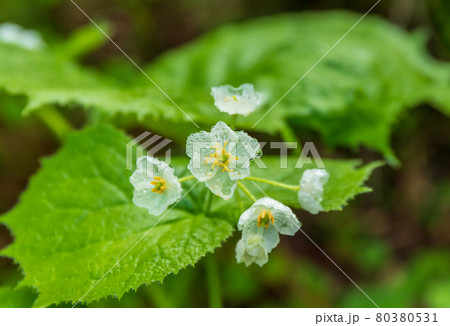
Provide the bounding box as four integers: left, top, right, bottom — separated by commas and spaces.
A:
131, 156, 159, 190
136, 155, 156, 171
242, 224, 280, 254
161, 165, 183, 205
235, 239, 246, 262
129, 168, 151, 192
227, 165, 251, 180
205, 169, 238, 200
262, 226, 280, 253
236, 131, 262, 160
253, 251, 268, 266
211, 84, 262, 116
187, 158, 217, 181
237, 205, 259, 231
298, 169, 329, 214
185, 131, 215, 159
186, 130, 217, 181
210, 121, 239, 143
228, 131, 262, 180
134, 156, 177, 182
132, 188, 171, 216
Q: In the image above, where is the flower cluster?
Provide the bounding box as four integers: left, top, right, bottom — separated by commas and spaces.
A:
130, 83, 329, 267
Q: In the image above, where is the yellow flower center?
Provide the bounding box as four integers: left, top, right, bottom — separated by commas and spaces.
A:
205, 140, 238, 172
257, 209, 274, 229
224, 95, 238, 103
150, 176, 167, 194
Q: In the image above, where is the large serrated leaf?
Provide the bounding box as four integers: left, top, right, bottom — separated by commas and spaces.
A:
1, 12, 449, 162
146, 11, 450, 162
0, 43, 188, 123
0, 125, 233, 307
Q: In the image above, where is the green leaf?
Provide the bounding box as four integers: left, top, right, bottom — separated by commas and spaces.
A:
1, 12, 448, 162
146, 11, 450, 162
0, 43, 189, 123
1, 125, 233, 307
424, 279, 450, 308
243, 157, 382, 211
0, 286, 36, 308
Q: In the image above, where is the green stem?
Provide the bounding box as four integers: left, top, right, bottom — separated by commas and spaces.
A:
245, 176, 300, 191
204, 190, 214, 215
237, 181, 257, 202
235, 187, 244, 212
179, 175, 196, 183
35, 107, 73, 142
206, 254, 222, 308
187, 190, 202, 213
230, 114, 238, 129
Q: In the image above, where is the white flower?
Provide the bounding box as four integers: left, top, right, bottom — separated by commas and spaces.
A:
130, 156, 182, 216
211, 84, 262, 116
186, 121, 261, 200
0, 22, 45, 50
236, 197, 301, 267
298, 169, 329, 214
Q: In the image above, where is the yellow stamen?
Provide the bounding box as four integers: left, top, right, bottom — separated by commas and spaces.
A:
257, 209, 274, 229
224, 96, 239, 103
150, 176, 167, 194
205, 140, 238, 172
257, 210, 266, 228
268, 211, 275, 226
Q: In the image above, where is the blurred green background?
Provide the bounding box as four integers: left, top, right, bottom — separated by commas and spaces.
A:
0, 0, 449, 308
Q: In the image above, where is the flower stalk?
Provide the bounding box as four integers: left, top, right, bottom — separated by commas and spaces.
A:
178, 175, 196, 183
237, 181, 257, 202
36, 106, 73, 142
245, 176, 300, 191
